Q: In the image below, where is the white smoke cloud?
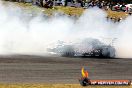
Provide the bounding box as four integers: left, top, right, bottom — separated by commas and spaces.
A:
115, 16, 132, 58
0, 1, 132, 58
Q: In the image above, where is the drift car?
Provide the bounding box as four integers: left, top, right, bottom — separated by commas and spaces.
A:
48, 38, 116, 58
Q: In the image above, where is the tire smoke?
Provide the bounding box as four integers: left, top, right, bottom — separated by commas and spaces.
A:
0, 1, 132, 58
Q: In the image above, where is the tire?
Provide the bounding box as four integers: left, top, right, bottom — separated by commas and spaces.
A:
79, 78, 91, 86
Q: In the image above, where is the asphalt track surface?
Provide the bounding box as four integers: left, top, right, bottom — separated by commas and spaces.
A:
0, 55, 131, 83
